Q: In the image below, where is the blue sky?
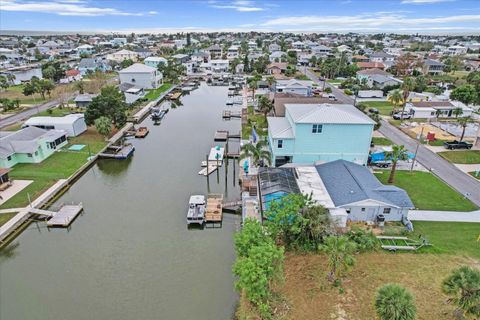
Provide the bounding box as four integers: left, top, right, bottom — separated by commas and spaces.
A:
0, 0, 479, 33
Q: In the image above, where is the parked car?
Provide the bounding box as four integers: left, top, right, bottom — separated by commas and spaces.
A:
392, 111, 412, 120
368, 108, 379, 114
443, 140, 473, 150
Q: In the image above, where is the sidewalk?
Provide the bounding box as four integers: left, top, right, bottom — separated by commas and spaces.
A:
408, 209, 480, 223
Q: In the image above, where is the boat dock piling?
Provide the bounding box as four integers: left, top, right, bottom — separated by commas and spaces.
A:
222, 110, 241, 119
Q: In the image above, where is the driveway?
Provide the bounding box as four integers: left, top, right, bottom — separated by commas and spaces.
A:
302, 67, 480, 207
409, 210, 480, 222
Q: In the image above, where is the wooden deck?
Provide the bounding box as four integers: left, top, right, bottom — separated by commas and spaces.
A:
205, 194, 223, 223
46, 204, 83, 227
198, 164, 219, 176
168, 92, 182, 100
222, 110, 241, 119
214, 130, 228, 141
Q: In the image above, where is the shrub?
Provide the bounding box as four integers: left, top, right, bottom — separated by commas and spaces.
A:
346, 227, 379, 252
344, 89, 353, 95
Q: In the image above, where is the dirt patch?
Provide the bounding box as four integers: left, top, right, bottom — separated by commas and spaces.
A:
262, 252, 476, 320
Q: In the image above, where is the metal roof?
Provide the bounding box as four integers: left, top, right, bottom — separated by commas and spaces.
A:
267, 117, 294, 139
118, 63, 156, 74
0, 127, 66, 158
315, 160, 414, 208
285, 104, 376, 125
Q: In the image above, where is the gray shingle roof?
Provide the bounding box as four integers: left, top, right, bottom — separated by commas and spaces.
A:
316, 160, 414, 208
0, 127, 66, 158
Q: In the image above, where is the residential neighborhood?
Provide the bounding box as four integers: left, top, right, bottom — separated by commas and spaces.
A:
0, 1, 479, 320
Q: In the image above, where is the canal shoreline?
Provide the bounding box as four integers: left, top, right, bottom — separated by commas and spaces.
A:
0, 86, 176, 247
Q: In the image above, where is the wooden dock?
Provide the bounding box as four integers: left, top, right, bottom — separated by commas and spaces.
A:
46, 204, 83, 227
168, 92, 182, 100
214, 130, 229, 141
198, 164, 220, 176
222, 110, 241, 119
205, 194, 223, 225
99, 144, 135, 159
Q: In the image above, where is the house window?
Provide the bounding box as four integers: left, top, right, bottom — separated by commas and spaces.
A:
7, 156, 12, 161
27, 153, 33, 158
277, 140, 283, 149
312, 124, 323, 133
131, 78, 136, 83
383, 208, 391, 214
361, 208, 365, 212
346, 208, 351, 214
34, 151, 38, 156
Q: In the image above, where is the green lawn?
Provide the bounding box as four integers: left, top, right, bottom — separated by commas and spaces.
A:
437, 150, 480, 164
374, 171, 477, 211
242, 105, 268, 139
0, 84, 47, 105
0, 212, 17, 227
469, 171, 480, 179
371, 136, 392, 146
412, 221, 480, 258
360, 101, 395, 116
0, 129, 106, 210
144, 83, 172, 101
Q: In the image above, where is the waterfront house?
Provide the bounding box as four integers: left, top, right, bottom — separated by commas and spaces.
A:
257, 160, 414, 225
144, 56, 168, 69
22, 114, 87, 137
119, 83, 145, 104
0, 127, 68, 168
275, 79, 314, 96
118, 63, 163, 89
272, 93, 341, 117
267, 103, 375, 166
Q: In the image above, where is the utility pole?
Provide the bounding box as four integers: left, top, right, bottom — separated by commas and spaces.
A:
410, 126, 424, 172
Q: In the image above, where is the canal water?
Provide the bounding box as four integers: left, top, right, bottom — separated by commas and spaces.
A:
0, 83, 242, 320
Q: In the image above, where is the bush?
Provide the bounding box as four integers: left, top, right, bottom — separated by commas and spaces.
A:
344, 89, 353, 95
324, 87, 332, 94
346, 227, 379, 252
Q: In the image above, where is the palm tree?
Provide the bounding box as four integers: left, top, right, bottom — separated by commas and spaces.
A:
401, 77, 415, 120
257, 95, 273, 120
239, 139, 271, 167
457, 116, 473, 142
319, 236, 356, 283
266, 76, 276, 90
375, 284, 417, 320
389, 89, 403, 114
452, 107, 464, 118
386, 144, 409, 184
442, 266, 480, 319
435, 109, 442, 121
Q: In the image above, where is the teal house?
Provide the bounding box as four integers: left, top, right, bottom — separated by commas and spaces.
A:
267, 104, 375, 167
0, 127, 68, 168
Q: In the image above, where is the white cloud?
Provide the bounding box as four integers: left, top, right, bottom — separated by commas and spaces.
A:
0, 0, 147, 16
210, 0, 265, 12
261, 13, 480, 31
401, 0, 454, 3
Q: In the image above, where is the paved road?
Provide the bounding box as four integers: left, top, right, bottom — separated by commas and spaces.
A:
379, 120, 480, 207
303, 67, 480, 208
0, 98, 67, 129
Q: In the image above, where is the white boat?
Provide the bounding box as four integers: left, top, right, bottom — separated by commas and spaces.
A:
187, 195, 206, 225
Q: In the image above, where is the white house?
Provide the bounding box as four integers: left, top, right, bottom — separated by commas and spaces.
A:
22, 114, 87, 137
107, 49, 138, 62
405, 101, 473, 119
227, 45, 240, 60
118, 63, 163, 89
209, 59, 229, 73
275, 79, 314, 96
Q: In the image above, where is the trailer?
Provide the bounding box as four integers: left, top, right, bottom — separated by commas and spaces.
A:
376, 236, 431, 251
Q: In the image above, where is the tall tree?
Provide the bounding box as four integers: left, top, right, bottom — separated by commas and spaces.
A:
386, 144, 409, 184
389, 89, 403, 114
442, 266, 480, 319
450, 84, 478, 106
375, 284, 417, 320
457, 116, 474, 142
319, 236, 357, 284
400, 77, 415, 119
239, 140, 271, 166
257, 95, 273, 120
94, 116, 112, 140
84, 85, 127, 128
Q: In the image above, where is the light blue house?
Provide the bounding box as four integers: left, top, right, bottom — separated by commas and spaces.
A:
144, 56, 168, 69
267, 104, 375, 167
